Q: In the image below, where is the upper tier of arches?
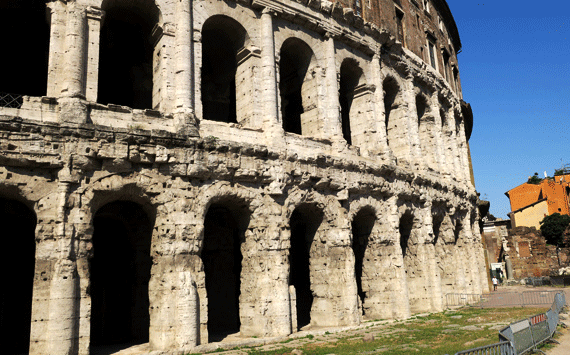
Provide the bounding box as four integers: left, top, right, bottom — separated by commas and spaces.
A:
0, 0, 472, 184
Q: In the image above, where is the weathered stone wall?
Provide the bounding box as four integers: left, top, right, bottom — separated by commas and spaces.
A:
503, 227, 570, 279
0, 1, 485, 354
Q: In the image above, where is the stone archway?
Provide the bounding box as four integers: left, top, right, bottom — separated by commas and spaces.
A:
98, 0, 160, 109
89, 201, 153, 351
351, 206, 376, 316
202, 200, 251, 342
0, 197, 36, 354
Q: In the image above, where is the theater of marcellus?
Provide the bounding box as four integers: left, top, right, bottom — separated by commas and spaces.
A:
0, 0, 488, 354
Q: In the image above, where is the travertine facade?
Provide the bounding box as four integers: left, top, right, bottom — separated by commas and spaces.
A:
0, 0, 487, 354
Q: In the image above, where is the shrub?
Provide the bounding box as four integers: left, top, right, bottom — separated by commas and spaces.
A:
540, 213, 570, 247
527, 172, 543, 185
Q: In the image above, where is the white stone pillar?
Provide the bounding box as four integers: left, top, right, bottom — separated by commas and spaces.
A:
58, 3, 89, 124
85, 7, 103, 102
403, 79, 423, 169
174, 0, 198, 135
430, 93, 446, 176
260, 9, 284, 146
324, 33, 343, 143
370, 53, 392, 160
61, 3, 86, 99
448, 111, 463, 182
456, 118, 471, 184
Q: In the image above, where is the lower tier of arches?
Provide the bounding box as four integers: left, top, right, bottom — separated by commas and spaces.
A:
0, 173, 487, 355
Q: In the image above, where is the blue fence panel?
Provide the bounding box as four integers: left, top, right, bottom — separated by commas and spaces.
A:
454, 341, 515, 355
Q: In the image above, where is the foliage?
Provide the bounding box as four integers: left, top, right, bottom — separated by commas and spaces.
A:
527, 172, 543, 185
540, 213, 570, 246
554, 168, 564, 176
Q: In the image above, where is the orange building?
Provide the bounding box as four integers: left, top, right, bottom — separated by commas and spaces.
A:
505, 174, 570, 229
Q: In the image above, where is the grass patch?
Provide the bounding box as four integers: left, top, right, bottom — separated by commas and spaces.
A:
243, 307, 548, 355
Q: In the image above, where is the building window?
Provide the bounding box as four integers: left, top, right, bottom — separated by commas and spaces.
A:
423, 0, 430, 13
395, 8, 405, 47
438, 15, 444, 32
355, 0, 362, 16
427, 35, 437, 69
442, 49, 451, 82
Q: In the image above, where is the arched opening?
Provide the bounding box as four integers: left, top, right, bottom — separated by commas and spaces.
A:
417, 93, 437, 171
289, 203, 323, 330
399, 212, 414, 259
202, 201, 250, 342
399, 210, 427, 312
454, 218, 463, 243
0, 198, 36, 354
432, 214, 444, 246
351, 207, 375, 316
90, 201, 153, 351
339, 59, 366, 146
280, 38, 316, 136
0, 0, 49, 103
201, 16, 249, 123
98, 0, 160, 109
383, 76, 407, 161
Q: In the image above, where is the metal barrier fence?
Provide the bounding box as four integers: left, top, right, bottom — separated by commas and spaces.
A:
446, 293, 482, 307
0, 92, 23, 108
451, 291, 566, 355
447, 291, 560, 308
454, 341, 515, 355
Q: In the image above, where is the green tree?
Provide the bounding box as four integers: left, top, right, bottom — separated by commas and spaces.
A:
540, 213, 570, 246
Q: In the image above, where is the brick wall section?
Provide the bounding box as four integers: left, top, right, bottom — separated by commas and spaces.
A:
506, 227, 570, 279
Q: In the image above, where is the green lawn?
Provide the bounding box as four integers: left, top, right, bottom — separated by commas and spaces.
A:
238, 307, 548, 355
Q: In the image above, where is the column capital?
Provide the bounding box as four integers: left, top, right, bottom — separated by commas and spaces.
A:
262, 7, 277, 17
86, 6, 104, 21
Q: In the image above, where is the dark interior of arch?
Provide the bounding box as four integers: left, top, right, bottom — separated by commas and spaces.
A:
339, 60, 363, 145
90, 201, 152, 350
454, 219, 463, 243
399, 212, 414, 258
351, 207, 375, 314
416, 94, 428, 123
202, 16, 247, 123
98, 0, 159, 109
383, 77, 399, 143
432, 214, 444, 245
280, 38, 313, 135
0, 0, 49, 99
203, 203, 249, 341
0, 198, 36, 354
289, 203, 323, 330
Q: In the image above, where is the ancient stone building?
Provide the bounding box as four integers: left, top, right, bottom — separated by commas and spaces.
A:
0, 0, 487, 354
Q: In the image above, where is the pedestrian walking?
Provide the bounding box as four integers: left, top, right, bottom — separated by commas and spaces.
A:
492, 276, 498, 291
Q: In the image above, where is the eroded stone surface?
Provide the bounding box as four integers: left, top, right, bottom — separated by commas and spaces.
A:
0, 1, 485, 354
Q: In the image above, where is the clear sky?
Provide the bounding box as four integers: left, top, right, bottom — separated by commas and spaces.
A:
446, 0, 570, 219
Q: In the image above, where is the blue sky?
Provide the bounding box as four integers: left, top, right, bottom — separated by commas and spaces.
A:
446, 1, 570, 219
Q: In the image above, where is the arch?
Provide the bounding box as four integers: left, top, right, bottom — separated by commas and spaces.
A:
98, 0, 161, 109
397, 204, 430, 313
279, 37, 318, 136
383, 75, 407, 163
351, 206, 376, 316
339, 58, 368, 146
416, 92, 438, 171
0, 196, 37, 354
201, 15, 251, 124
201, 195, 251, 342
289, 202, 324, 330
89, 200, 154, 350
0, 0, 49, 102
